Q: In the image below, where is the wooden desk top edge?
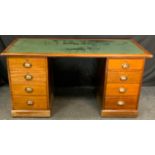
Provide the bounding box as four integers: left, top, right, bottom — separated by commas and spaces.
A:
1, 38, 153, 58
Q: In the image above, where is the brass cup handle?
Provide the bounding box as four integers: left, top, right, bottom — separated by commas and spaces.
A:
25, 87, 33, 93
23, 62, 32, 68
27, 100, 34, 105
122, 63, 129, 69
117, 100, 125, 106
119, 87, 126, 93
120, 75, 128, 81
24, 74, 33, 80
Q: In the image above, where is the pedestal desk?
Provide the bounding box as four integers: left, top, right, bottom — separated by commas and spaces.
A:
1, 38, 153, 117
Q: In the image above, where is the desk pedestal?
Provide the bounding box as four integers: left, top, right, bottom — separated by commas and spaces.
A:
101, 58, 145, 117
7, 57, 51, 117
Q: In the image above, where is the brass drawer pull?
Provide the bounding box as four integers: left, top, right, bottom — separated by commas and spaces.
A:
119, 87, 126, 93
27, 100, 34, 105
120, 75, 128, 81
117, 100, 125, 106
25, 87, 33, 93
24, 74, 33, 80
23, 62, 32, 68
122, 63, 129, 69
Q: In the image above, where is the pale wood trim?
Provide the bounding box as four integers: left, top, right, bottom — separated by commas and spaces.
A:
12, 110, 51, 117
102, 58, 109, 110
7, 57, 14, 111
1, 52, 152, 58
45, 57, 51, 110
135, 58, 145, 110
101, 109, 138, 117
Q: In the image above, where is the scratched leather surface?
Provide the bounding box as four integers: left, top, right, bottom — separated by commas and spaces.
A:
6, 38, 143, 54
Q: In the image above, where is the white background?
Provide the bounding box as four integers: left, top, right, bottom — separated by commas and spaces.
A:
0, 0, 155, 155
1, 0, 155, 35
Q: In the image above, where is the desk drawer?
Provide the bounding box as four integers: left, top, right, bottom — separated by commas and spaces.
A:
11, 83, 47, 96
104, 97, 138, 110
107, 59, 144, 71
9, 71, 47, 84
8, 57, 47, 72
107, 71, 142, 83
105, 84, 140, 96
12, 96, 48, 110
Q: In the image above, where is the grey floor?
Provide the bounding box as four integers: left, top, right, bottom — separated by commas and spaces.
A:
0, 85, 155, 120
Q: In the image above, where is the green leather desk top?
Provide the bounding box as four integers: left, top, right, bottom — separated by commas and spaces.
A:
2, 38, 152, 58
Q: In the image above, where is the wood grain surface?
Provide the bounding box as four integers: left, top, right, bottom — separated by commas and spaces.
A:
12, 96, 48, 110
107, 58, 145, 71
104, 96, 138, 110
8, 57, 46, 71
107, 71, 142, 83
105, 84, 140, 96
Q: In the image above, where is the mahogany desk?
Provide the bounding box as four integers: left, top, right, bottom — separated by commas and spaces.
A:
1, 38, 153, 118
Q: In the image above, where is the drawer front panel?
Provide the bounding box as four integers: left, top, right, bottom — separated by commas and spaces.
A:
105, 84, 140, 96
104, 97, 138, 110
107, 71, 142, 83
9, 71, 47, 84
11, 83, 47, 96
8, 57, 47, 72
12, 96, 48, 110
108, 59, 144, 71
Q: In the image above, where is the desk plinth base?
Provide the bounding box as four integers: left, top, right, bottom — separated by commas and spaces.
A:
101, 110, 138, 117
12, 110, 51, 118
